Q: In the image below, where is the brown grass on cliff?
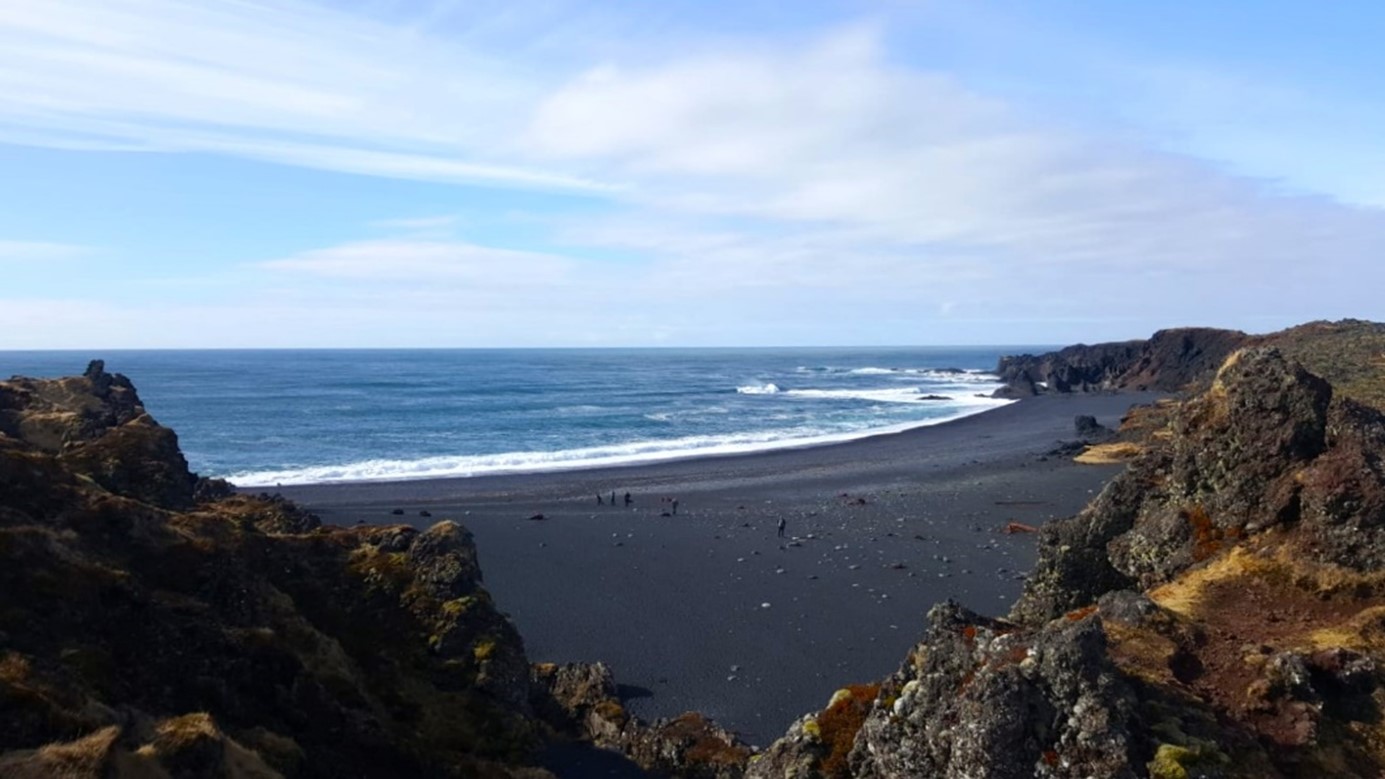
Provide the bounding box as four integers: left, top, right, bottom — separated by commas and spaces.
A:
1074, 441, 1144, 464
1136, 545, 1385, 772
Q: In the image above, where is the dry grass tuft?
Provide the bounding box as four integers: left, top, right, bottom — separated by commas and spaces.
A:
0, 726, 121, 778
1075, 441, 1144, 464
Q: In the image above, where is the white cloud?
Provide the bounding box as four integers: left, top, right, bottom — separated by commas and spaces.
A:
3, 5, 1382, 346
523, 27, 1385, 331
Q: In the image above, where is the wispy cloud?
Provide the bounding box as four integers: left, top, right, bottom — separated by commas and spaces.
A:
370, 215, 461, 232
261, 238, 576, 285
0, 0, 612, 191
0, 240, 93, 262
4, 4, 1382, 346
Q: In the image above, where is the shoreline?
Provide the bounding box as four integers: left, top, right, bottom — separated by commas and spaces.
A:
230, 396, 1014, 489
278, 391, 1159, 747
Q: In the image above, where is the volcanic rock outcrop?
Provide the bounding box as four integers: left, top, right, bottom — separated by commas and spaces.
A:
749, 346, 1385, 778
0, 363, 756, 778
994, 319, 1385, 402
994, 328, 1248, 398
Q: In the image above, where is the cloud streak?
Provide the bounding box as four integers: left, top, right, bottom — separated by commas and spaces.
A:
0, 0, 611, 191
3, 4, 1382, 346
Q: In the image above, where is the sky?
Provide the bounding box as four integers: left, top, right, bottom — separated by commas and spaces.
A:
2, 0, 1383, 348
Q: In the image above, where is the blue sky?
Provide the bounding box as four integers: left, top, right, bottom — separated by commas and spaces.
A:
2, 0, 1383, 348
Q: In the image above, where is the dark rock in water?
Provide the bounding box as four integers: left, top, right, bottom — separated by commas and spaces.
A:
916, 394, 951, 401
391, 508, 405, 515
419, 509, 432, 517
528, 512, 546, 521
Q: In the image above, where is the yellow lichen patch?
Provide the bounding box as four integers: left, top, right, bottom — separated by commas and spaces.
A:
1074, 441, 1144, 464
1307, 606, 1385, 653
472, 638, 497, 662
1149, 547, 1275, 618
1104, 621, 1181, 687
1148, 741, 1229, 779
802, 718, 822, 740
592, 699, 627, 725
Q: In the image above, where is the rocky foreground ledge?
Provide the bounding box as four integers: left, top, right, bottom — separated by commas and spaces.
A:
5, 344, 1385, 778
746, 346, 1385, 778
0, 362, 747, 778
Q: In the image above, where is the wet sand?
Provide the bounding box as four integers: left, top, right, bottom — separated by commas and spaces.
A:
276, 392, 1157, 747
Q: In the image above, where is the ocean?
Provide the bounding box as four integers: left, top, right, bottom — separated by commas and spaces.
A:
0, 347, 1043, 486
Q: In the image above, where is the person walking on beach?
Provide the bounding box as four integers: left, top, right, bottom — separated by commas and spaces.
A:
611, 491, 616, 506
672, 498, 679, 516
777, 517, 786, 538
597, 494, 604, 505
624, 491, 632, 507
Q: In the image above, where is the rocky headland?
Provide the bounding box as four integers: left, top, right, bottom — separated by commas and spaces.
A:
0, 362, 745, 778
6, 322, 1385, 778
994, 319, 1385, 403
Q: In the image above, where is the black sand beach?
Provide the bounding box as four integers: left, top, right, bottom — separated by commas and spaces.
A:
277, 392, 1158, 746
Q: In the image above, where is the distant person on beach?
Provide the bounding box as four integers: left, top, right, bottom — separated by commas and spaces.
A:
611, 491, 616, 505
777, 517, 786, 538
672, 498, 679, 515
597, 494, 604, 505
624, 491, 632, 506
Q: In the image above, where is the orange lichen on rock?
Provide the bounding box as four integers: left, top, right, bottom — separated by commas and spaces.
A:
817, 684, 879, 778
1065, 605, 1098, 622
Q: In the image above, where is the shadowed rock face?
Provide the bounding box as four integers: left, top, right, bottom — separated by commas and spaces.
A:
994, 328, 1248, 398
0, 365, 758, 779
750, 346, 1385, 779
0, 366, 544, 777
0, 360, 202, 509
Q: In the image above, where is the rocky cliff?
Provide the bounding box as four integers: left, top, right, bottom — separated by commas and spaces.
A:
994, 328, 1248, 398
994, 319, 1385, 405
0, 362, 546, 777
0, 362, 752, 778
9, 339, 1385, 778
748, 346, 1385, 778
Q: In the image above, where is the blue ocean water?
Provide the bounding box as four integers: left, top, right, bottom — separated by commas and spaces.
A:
0, 348, 1044, 485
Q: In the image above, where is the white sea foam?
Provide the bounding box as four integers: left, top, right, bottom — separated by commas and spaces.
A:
736, 382, 781, 394
227, 398, 1015, 486
793, 366, 1001, 383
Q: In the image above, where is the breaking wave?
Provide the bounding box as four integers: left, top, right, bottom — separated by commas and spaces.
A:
227, 398, 1013, 487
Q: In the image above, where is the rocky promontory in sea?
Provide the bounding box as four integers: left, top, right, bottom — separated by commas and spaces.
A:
6, 322, 1385, 778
